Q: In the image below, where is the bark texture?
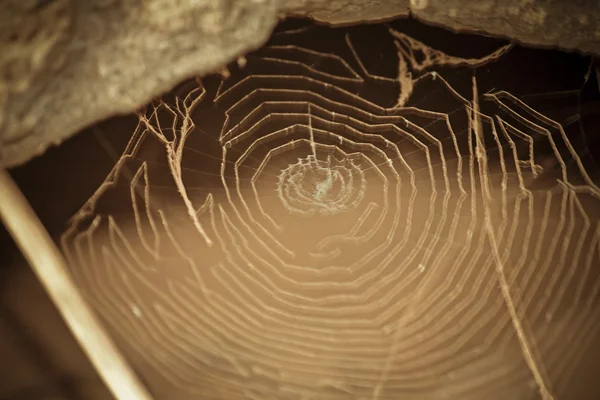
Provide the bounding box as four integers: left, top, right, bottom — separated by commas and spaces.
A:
1, 0, 598, 167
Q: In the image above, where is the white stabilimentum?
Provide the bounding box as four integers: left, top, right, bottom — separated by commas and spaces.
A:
277, 154, 365, 216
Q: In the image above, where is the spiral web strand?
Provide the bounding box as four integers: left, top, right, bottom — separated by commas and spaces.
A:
60, 21, 600, 400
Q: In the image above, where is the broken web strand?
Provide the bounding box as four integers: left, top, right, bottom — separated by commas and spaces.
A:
389, 27, 514, 72
137, 84, 213, 247
472, 76, 555, 400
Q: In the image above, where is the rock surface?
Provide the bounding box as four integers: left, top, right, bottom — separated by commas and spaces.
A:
410, 0, 600, 55
1, 0, 598, 167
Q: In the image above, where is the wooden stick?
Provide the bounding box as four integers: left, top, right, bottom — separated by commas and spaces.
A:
0, 169, 153, 400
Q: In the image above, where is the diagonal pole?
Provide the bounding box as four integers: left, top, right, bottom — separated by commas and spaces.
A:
0, 169, 153, 400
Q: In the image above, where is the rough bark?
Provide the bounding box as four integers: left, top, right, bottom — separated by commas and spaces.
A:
410, 0, 600, 55
1, 0, 598, 167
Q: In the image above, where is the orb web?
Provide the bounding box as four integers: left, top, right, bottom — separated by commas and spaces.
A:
60, 20, 600, 400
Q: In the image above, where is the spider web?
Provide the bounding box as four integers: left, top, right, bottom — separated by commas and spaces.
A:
60, 20, 600, 400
